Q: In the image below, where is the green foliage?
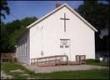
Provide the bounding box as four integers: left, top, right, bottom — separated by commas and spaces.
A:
0, 17, 38, 52
78, 0, 110, 30
78, 1, 110, 52
86, 59, 109, 66
86, 59, 100, 64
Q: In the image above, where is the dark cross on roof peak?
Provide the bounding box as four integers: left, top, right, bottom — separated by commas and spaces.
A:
60, 13, 70, 32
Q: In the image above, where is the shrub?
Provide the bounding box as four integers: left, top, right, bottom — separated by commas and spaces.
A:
86, 59, 100, 64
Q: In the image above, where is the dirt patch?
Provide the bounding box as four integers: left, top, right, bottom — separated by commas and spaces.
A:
10, 69, 24, 73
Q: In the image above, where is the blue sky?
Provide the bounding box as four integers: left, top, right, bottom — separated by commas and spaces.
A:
2, 1, 83, 23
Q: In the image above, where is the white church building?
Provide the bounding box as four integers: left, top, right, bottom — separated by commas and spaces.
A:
16, 3, 97, 65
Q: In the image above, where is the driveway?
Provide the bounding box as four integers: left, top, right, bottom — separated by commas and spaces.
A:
22, 64, 108, 73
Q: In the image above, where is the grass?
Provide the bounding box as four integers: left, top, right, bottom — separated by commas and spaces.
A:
1, 62, 109, 79
1, 62, 38, 79
35, 69, 109, 79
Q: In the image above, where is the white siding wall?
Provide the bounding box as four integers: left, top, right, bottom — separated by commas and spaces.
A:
16, 31, 30, 64
29, 6, 96, 63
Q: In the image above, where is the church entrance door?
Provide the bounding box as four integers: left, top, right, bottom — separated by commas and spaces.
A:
60, 39, 71, 60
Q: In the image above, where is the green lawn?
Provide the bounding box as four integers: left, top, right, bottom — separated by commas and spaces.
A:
36, 69, 109, 79
1, 62, 38, 79
1, 62, 109, 79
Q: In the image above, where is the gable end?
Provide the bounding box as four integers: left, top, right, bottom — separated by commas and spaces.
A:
27, 3, 98, 32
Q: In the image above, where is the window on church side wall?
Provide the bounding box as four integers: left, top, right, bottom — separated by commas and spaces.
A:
60, 39, 70, 48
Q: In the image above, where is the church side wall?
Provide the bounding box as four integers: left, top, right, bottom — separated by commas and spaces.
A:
16, 31, 30, 64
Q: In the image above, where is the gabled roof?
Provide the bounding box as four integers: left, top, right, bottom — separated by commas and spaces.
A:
27, 3, 98, 32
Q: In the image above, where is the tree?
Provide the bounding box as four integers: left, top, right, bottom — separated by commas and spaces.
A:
77, 0, 110, 52
0, 17, 38, 52
78, 0, 109, 30
0, 22, 9, 52
0, 0, 10, 19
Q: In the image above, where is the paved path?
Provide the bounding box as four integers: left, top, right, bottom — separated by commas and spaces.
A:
22, 64, 108, 73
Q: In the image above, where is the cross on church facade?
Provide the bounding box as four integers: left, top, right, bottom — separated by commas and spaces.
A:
60, 13, 70, 32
